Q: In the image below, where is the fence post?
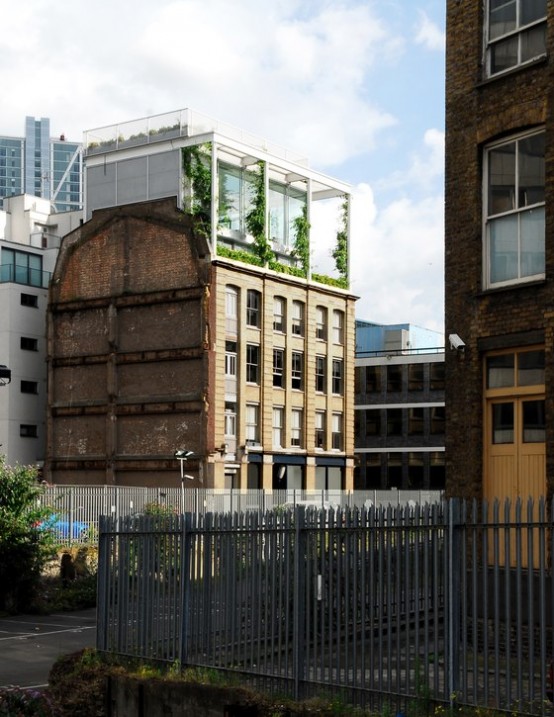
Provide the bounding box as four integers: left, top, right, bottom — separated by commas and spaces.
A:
179, 512, 193, 667
293, 505, 306, 702
447, 498, 462, 704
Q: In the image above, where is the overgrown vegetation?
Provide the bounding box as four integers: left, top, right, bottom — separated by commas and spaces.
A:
245, 161, 274, 266
38, 649, 527, 717
292, 203, 310, 275
182, 143, 212, 237
0, 457, 55, 613
331, 197, 349, 284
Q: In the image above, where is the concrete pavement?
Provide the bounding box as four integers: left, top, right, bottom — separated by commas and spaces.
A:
0, 608, 96, 689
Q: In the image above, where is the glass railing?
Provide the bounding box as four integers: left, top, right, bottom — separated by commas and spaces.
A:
0, 264, 51, 288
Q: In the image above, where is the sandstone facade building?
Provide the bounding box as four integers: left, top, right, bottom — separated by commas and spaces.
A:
46, 111, 356, 489
445, 1, 549, 504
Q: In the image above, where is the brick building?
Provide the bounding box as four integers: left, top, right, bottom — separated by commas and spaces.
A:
46, 111, 356, 488
445, 1, 549, 503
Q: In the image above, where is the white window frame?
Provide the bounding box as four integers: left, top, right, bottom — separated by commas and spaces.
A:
291, 351, 303, 390
246, 344, 260, 384
225, 286, 238, 334
485, 0, 547, 78
246, 403, 260, 445
483, 129, 545, 289
291, 408, 303, 448
332, 358, 344, 395
273, 406, 284, 448
332, 310, 344, 344
273, 296, 285, 332
273, 348, 284, 388
246, 289, 261, 328
315, 355, 326, 393
291, 300, 304, 336
315, 305, 327, 340
315, 410, 326, 449
332, 412, 343, 451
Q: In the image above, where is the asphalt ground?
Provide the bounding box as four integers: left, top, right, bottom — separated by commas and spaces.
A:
0, 608, 96, 689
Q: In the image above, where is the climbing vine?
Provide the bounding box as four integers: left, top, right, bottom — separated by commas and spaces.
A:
245, 161, 274, 266
182, 143, 212, 234
332, 197, 349, 283
292, 203, 310, 276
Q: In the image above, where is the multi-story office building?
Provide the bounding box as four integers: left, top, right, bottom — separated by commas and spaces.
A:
0, 194, 81, 466
45, 110, 356, 489
0, 117, 82, 212
354, 321, 445, 490
445, 2, 549, 503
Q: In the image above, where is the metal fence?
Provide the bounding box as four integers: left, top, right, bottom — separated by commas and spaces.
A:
97, 499, 554, 715
37, 485, 442, 545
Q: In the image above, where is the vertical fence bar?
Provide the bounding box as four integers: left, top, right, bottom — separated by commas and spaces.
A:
293, 506, 306, 701
447, 498, 461, 704
179, 513, 192, 667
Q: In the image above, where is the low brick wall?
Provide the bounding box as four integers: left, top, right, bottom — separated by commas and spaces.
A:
106, 676, 266, 717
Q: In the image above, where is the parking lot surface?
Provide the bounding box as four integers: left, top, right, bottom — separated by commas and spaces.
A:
0, 608, 96, 688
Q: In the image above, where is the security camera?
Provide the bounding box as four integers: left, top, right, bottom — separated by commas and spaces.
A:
174, 449, 194, 458
448, 333, 465, 351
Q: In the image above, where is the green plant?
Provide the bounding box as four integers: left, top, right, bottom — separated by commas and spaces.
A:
245, 161, 274, 266
0, 456, 56, 613
331, 197, 349, 283
216, 243, 265, 266
182, 143, 212, 235
292, 203, 310, 275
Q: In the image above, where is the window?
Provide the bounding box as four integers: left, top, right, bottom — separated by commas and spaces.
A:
387, 364, 402, 393
225, 403, 237, 435
315, 306, 327, 340
487, 349, 544, 388
408, 364, 424, 391
291, 351, 303, 390
485, 130, 545, 288
273, 349, 284, 387
365, 409, 381, 436
431, 406, 445, 434
291, 408, 303, 447
273, 407, 284, 448
21, 293, 38, 308
408, 408, 425, 435
225, 286, 238, 334
273, 296, 285, 332
246, 289, 261, 328
332, 359, 343, 395
21, 380, 38, 394
246, 344, 260, 384
332, 310, 344, 344
21, 337, 38, 351
225, 342, 237, 376
315, 356, 326, 392
332, 413, 343, 450
366, 365, 382, 392
1, 248, 43, 287
20, 424, 38, 438
291, 301, 304, 336
387, 408, 403, 436
430, 362, 445, 391
246, 404, 260, 445
486, 0, 546, 77
315, 411, 326, 448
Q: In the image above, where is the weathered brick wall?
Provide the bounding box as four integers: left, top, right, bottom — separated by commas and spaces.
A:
47, 199, 209, 486
445, 1, 554, 499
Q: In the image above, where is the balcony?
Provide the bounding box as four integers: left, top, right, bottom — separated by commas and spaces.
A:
0, 264, 51, 288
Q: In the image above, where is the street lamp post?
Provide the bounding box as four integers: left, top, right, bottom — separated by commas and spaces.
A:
175, 449, 194, 514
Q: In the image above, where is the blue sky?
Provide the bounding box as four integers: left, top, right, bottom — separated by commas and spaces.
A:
2, 0, 446, 334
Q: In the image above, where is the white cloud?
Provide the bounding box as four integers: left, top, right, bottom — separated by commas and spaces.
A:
377, 128, 445, 196
414, 11, 445, 52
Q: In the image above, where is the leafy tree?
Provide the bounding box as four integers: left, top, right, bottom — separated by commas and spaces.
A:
291, 203, 310, 276
0, 457, 54, 612
332, 197, 349, 282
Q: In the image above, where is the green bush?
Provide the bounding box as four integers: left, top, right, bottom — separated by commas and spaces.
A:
0, 456, 55, 612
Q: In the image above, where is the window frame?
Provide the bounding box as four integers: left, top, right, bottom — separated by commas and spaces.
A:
291, 351, 303, 390
273, 348, 285, 388
485, 0, 547, 78
291, 300, 305, 337
315, 410, 326, 449
291, 408, 303, 448
315, 355, 326, 393
315, 306, 327, 340
273, 296, 285, 332
246, 344, 260, 384
332, 310, 344, 344
245, 403, 260, 445
332, 358, 344, 395
246, 289, 261, 328
483, 128, 545, 289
